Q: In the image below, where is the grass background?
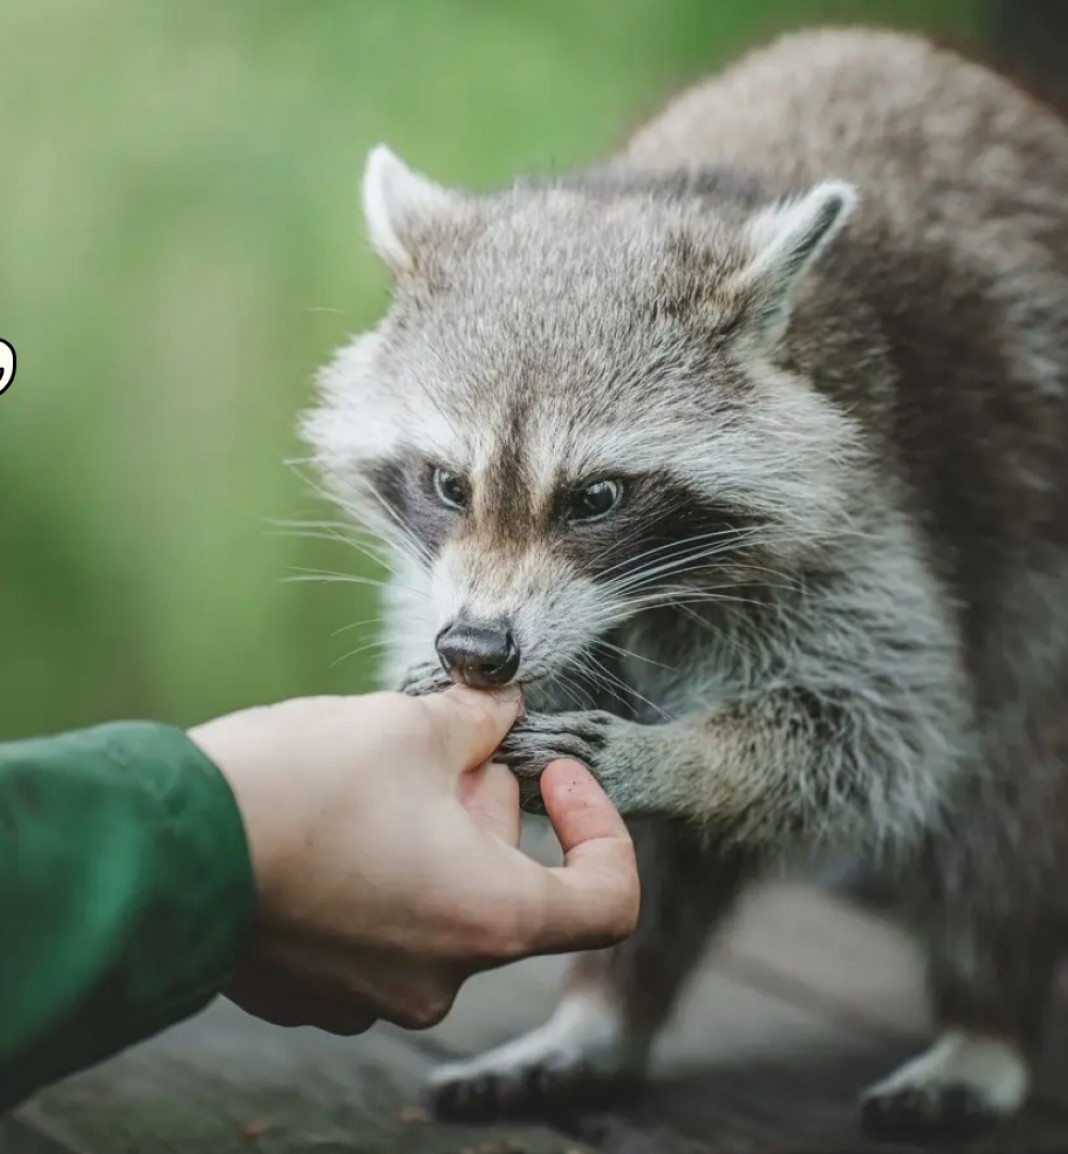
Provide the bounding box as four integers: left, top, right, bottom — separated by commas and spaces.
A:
0, 0, 982, 739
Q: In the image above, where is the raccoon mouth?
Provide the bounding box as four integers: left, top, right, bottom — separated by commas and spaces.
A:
509, 647, 633, 713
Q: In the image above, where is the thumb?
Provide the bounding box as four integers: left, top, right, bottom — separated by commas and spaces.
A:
417, 684, 522, 777
518, 760, 640, 955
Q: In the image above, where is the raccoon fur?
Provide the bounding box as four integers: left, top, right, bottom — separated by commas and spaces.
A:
301, 26, 1068, 1141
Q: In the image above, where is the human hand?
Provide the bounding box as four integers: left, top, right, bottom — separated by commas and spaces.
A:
188, 687, 639, 1034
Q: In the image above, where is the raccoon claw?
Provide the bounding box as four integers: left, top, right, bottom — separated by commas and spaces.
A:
498, 709, 619, 808
858, 1034, 1029, 1143
860, 1082, 998, 1143
400, 661, 453, 697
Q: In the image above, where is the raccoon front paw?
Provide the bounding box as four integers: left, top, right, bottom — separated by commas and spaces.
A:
859, 1032, 1029, 1142
400, 661, 453, 697
497, 709, 621, 811
425, 996, 644, 1121
427, 1042, 596, 1120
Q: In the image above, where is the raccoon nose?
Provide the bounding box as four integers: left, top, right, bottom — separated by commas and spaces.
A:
435, 621, 520, 688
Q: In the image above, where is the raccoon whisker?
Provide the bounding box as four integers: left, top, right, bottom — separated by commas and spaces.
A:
280, 568, 396, 591
274, 468, 413, 571
579, 650, 673, 721
283, 460, 432, 571
266, 527, 396, 574
266, 515, 393, 549
366, 524, 431, 576
607, 549, 760, 595
670, 601, 770, 672
285, 459, 361, 517
266, 523, 386, 550
554, 668, 598, 711
613, 569, 804, 602
594, 521, 755, 577
629, 583, 782, 609
730, 564, 809, 595
603, 526, 791, 589
360, 485, 434, 569
606, 592, 775, 623
535, 666, 593, 711
606, 538, 808, 597
595, 524, 769, 583
594, 636, 678, 673
629, 521, 846, 575
570, 652, 646, 717
331, 616, 385, 638
329, 637, 391, 669
585, 511, 704, 573
266, 514, 385, 537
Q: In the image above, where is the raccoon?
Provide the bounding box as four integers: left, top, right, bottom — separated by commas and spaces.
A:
301, 26, 1068, 1141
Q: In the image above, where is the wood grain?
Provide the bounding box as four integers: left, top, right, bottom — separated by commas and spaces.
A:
10, 884, 1068, 1153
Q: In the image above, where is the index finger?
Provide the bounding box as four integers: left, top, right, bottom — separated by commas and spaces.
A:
518, 760, 640, 955
416, 684, 522, 777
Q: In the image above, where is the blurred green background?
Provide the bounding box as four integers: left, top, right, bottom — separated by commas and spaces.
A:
0, 0, 982, 739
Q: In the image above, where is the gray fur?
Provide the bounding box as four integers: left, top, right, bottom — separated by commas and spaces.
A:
302, 27, 1068, 1137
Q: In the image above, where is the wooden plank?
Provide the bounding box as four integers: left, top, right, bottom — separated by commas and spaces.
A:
13, 848, 1068, 1153
552, 1043, 1068, 1154
15, 973, 1068, 1154
719, 882, 928, 1039
423, 968, 881, 1153
14, 1001, 593, 1154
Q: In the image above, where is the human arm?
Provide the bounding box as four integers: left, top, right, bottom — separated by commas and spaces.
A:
0, 721, 253, 1111
0, 687, 639, 1110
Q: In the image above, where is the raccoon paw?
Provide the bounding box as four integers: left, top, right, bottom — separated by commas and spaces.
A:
497, 709, 619, 810
400, 661, 452, 697
425, 994, 644, 1121
860, 1032, 1029, 1142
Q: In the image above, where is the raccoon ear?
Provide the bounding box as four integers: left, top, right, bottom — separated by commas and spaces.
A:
737, 180, 857, 344
361, 145, 459, 275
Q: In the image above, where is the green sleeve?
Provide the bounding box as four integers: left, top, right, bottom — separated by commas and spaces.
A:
0, 722, 255, 1111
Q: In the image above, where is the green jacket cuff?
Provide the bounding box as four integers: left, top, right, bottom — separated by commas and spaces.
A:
0, 721, 255, 1110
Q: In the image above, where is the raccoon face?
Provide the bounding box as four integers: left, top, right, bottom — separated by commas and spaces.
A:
302, 147, 862, 688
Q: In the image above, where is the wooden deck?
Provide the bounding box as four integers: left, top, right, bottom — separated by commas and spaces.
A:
4, 827, 1068, 1154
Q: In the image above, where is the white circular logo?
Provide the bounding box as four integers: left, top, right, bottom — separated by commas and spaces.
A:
0, 339, 15, 397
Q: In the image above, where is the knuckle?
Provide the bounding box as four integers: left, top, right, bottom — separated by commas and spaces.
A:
397, 986, 456, 1030
470, 909, 527, 962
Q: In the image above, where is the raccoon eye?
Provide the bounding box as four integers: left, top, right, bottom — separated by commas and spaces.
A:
566, 479, 623, 523
431, 465, 469, 511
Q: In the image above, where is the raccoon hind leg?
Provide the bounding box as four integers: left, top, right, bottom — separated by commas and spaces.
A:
861, 864, 1062, 1140
427, 820, 753, 1120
